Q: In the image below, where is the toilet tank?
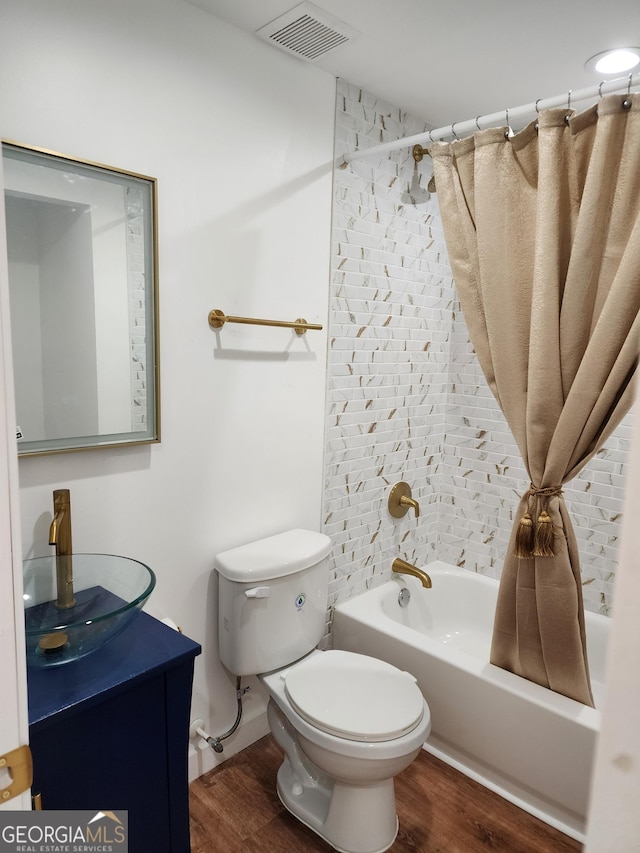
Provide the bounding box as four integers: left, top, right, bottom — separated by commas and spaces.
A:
215, 529, 332, 676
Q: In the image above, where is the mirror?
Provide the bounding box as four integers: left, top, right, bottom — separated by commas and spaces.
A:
2, 141, 159, 456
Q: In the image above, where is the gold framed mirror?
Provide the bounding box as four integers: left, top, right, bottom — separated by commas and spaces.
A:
2, 141, 160, 456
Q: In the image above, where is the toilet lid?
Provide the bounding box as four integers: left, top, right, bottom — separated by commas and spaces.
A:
283, 650, 424, 742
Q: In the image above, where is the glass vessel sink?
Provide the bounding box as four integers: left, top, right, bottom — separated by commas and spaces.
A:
23, 554, 156, 668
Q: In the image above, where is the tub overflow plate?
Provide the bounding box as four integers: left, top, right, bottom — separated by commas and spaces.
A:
398, 587, 411, 607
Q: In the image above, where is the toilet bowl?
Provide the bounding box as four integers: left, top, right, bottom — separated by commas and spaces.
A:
261, 649, 430, 853
215, 530, 431, 853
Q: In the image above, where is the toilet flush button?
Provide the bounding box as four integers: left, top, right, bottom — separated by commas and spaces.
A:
245, 586, 270, 598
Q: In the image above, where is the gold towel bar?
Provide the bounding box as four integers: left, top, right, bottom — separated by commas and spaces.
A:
208, 309, 322, 336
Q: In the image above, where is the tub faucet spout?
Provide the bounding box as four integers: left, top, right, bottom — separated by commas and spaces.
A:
49, 489, 75, 609
392, 557, 432, 589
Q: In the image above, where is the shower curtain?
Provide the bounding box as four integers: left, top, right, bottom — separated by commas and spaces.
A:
431, 94, 640, 706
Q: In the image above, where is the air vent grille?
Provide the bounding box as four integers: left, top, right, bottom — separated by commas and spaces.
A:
271, 14, 348, 60
256, 2, 358, 63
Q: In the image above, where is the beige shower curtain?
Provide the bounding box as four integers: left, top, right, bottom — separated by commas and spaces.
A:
431, 94, 640, 706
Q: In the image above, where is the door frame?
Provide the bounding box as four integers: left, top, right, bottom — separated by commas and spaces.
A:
0, 148, 30, 810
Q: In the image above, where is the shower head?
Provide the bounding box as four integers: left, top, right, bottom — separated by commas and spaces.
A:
401, 143, 436, 204
400, 159, 430, 205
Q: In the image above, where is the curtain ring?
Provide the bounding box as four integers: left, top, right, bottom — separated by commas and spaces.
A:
563, 89, 572, 124
450, 122, 460, 140
564, 93, 571, 124
504, 107, 512, 139
623, 73, 634, 109
534, 99, 541, 133
475, 115, 482, 131
598, 81, 605, 98
428, 129, 435, 144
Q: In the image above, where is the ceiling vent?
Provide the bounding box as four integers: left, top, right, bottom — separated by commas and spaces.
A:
256, 2, 359, 63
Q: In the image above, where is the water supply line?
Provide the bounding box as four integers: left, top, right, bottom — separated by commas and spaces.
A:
191, 677, 250, 754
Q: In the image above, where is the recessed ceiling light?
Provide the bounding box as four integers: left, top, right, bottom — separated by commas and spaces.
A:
585, 48, 640, 76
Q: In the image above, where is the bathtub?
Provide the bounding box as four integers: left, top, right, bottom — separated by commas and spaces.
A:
332, 562, 609, 842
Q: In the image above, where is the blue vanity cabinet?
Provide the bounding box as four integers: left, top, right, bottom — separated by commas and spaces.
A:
27, 612, 201, 853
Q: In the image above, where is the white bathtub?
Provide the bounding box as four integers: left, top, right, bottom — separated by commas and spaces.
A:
332, 561, 609, 842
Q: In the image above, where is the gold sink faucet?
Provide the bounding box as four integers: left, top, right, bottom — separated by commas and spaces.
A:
392, 557, 432, 589
49, 488, 76, 608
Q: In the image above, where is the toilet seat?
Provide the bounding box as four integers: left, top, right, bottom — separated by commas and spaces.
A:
283, 650, 424, 742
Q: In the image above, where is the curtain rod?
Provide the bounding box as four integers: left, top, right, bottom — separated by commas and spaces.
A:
342, 72, 640, 164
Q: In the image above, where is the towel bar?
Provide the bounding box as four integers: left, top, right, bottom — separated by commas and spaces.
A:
208, 309, 322, 336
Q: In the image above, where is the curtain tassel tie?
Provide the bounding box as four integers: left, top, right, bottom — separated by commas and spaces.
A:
513, 486, 563, 559
533, 508, 555, 557
514, 511, 535, 559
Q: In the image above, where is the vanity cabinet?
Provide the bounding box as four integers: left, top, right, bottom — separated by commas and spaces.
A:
28, 612, 201, 853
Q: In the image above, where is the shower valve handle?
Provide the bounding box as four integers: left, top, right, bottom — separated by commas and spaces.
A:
388, 482, 420, 518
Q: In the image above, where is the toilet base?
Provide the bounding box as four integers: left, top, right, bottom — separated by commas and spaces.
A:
276, 757, 399, 853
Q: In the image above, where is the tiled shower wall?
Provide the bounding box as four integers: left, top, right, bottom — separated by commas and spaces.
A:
324, 78, 632, 618
324, 80, 450, 611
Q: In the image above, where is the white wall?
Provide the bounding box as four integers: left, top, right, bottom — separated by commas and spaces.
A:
0, 0, 335, 777
585, 381, 640, 851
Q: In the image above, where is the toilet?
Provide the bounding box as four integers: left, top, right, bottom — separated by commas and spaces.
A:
215, 528, 431, 853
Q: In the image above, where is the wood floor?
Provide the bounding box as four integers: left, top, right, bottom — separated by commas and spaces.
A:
189, 734, 583, 853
